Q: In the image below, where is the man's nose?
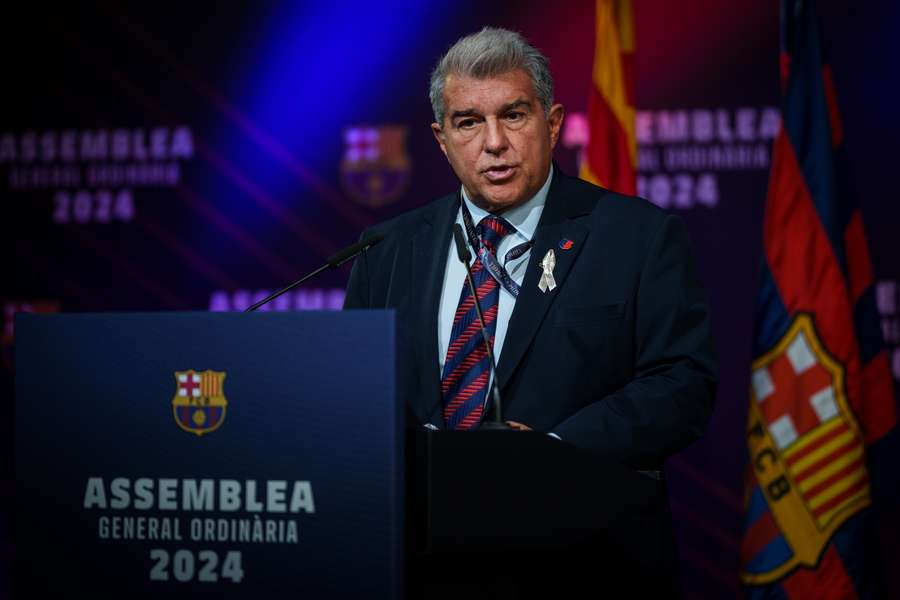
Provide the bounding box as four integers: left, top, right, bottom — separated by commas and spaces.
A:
483, 118, 508, 155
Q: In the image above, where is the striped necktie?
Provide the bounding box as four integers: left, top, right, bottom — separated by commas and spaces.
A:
441, 214, 513, 430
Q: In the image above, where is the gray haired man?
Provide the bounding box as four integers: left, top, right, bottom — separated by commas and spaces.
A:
345, 26, 716, 599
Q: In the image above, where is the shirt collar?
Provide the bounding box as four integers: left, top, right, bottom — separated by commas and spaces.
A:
460, 165, 553, 242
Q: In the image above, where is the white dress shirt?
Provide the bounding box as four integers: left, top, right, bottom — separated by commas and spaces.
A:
437, 166, 553, 388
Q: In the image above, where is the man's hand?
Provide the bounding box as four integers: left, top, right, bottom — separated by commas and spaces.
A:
505, 421, 532, 431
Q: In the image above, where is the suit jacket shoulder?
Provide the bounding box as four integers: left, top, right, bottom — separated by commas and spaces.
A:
543, 171, 680, 276
555, 171, 669, 229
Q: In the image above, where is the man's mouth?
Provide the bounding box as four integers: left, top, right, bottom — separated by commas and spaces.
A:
482, 164, 516, 182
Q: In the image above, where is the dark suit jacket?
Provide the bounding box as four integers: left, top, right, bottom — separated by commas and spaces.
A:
344, 168, 717, 470
344, 168, 716, 597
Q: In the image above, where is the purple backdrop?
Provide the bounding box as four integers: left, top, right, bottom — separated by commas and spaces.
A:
3, 1, 899, 597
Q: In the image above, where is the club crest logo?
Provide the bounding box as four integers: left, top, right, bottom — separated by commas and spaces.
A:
172, 370, 228, 436
339, 125, 410, 208
741, 314, 870, 584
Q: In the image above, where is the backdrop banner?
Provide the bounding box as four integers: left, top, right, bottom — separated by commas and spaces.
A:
3, 1, 899, 597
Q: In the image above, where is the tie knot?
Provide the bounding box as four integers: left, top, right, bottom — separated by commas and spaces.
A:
476, 215, 513, 254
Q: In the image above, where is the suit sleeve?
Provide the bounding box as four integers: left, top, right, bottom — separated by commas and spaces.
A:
552, 214, 717, 468
343, 231, 371, 310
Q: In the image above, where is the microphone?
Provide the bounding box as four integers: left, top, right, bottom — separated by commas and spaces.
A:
452, 224, 508, 429
245, 233, 384, 312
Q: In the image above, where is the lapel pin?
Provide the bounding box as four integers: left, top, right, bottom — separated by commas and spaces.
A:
559, 238, 574, 251
538, 249, 557, 293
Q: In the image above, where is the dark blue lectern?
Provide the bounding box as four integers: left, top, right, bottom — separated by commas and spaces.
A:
15, 312, 402, 599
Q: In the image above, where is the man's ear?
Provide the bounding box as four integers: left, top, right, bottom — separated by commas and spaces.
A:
431, 122, 448, 158
547, 104, 565, 150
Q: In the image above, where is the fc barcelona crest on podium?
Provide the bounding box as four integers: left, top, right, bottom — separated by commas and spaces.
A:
172, 369, 228, 436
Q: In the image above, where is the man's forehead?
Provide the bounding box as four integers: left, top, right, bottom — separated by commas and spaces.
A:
443, 69, 537, 110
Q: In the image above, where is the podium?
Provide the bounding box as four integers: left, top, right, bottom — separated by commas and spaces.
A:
405, 430, 679, 599
16, 312, 679, 599
15, 312, 403, 599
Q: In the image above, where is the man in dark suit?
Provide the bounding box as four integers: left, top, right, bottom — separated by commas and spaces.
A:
344, 27, 716, 597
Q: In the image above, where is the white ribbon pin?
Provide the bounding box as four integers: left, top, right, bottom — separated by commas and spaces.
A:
538, 249, 557, 293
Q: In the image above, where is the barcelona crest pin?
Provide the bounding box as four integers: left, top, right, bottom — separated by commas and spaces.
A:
172, 370, 228, 436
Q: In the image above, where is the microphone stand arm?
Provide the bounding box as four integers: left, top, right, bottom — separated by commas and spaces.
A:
244, 265, 328, 313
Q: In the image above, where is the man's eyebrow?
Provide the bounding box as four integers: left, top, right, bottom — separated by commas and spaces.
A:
500, 99, 531, 112
450, 108, 480, 120
448, 100, 532, 122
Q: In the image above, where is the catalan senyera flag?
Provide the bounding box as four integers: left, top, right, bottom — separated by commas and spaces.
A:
579, 0, 636, 195
741, 1, 899, 598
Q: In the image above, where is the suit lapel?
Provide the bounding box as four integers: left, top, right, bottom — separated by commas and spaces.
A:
409, 194, 458, 427
496, 173, 593, 393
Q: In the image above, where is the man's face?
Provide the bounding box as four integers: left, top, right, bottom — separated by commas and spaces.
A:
432, 69, 564, 213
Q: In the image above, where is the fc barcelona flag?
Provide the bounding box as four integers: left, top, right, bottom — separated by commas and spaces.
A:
741, 1, 899, 597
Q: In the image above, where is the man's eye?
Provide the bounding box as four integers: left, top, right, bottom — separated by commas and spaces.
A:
458, 119, 477, 129
506, 112, 524, 121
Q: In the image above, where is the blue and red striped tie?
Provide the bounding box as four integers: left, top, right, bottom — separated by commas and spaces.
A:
441, 215, 512, 430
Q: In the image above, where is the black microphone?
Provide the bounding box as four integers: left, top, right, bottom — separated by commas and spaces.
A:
452, 224, 508, 429
245, 233, 384, 312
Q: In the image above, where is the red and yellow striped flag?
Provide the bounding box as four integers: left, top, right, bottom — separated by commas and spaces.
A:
580, 0, 636, 195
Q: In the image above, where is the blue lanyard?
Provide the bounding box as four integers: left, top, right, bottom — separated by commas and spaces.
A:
459, 198, 533, 297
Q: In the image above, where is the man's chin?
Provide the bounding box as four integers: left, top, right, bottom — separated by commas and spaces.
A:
477, 186, 527, 212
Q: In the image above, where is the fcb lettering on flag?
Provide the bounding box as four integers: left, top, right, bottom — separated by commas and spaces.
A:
579, 0, 636, 195
741, 1, 899, 597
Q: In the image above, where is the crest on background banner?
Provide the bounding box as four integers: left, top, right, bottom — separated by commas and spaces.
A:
742, 314, 870, 584
340, 125, 410, 208
172, 369, 228, 436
